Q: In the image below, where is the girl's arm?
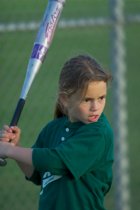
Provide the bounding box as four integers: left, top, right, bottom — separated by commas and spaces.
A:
0, 141, 34, 177
0, 126, 34, 178
13, 146, 34, 178
16, 160, 34, 178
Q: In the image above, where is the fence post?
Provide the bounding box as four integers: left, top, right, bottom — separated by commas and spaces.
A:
110, 0, 131, 210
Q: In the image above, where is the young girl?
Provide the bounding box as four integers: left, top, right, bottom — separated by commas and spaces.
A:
0, 54, 114, 210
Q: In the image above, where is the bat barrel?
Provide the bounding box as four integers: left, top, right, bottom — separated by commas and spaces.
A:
20, 0, 66, 100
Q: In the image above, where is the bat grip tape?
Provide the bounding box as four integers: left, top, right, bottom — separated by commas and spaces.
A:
10, 98, 25, 126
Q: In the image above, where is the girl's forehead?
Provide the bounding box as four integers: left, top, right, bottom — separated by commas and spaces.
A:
81, 81, 107, 98
70, 81, 106, 99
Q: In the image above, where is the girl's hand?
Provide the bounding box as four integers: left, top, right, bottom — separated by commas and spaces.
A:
0, 125, 21, 146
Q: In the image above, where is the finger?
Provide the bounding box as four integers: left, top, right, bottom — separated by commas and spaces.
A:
0, 131, 15, 141
0, 137, 11, 142
3, 125, 12, 133
10, 126, 19, 133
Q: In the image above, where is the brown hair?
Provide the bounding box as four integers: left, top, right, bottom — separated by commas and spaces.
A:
54, 54, 112, 118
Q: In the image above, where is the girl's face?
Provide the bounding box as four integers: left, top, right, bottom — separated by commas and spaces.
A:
62, 81, 107, 124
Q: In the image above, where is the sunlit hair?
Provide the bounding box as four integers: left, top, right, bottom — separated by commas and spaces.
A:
54, 54, 112, 118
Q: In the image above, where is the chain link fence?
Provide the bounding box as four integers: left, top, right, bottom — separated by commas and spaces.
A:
0, 0, 140, 209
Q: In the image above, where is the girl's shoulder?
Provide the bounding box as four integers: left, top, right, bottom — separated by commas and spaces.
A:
83, 113, 113, 138
34, 116, 68, 147
41, 116, 67, 133
48, 116, 67, 126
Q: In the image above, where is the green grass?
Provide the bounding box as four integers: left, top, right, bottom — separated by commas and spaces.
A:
0, 0, 108, 22
0, 0, 140, 210
0, 0, 140, 22
126, 23, 140, 209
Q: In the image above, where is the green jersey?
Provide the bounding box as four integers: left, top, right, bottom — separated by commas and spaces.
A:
28, 113, 114, 210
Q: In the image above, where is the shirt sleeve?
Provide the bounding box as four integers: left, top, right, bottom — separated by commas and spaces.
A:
32, 124, 106, 179
26, 170, 41, 185
25, 128, 46, 185
32, 124, 70, 176
32, 148, 69, 175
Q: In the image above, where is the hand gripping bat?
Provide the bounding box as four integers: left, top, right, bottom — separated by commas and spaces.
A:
0, 0, 66, 166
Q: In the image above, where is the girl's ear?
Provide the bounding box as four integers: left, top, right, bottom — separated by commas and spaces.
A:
59, 94, 68, 108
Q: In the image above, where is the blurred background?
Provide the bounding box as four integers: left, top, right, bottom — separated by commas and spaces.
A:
0, 0, 140, 209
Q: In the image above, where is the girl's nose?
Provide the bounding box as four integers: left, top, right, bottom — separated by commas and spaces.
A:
90, 101, 98, 111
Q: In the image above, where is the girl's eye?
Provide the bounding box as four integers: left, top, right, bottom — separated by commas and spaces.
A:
84, 98, 91, 102
99, 96, 106, 101
83, 96, 106, 103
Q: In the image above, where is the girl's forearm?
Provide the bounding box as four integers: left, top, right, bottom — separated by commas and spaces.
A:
16, 160, 34, 178
7, 146, 34, 178
7, 146, 33, 166
7, 145, 33, 166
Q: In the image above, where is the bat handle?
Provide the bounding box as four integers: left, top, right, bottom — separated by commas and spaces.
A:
10, 98, 25, 126
0, 98, 25, 167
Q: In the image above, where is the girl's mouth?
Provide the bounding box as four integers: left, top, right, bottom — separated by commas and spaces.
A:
88, 115, 99, 122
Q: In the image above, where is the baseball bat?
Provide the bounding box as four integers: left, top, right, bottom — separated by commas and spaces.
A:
0, 0, 66, 166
